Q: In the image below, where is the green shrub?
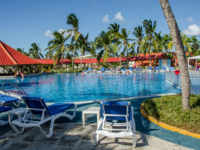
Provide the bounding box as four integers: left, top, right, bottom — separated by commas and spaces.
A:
167, 54, 173, 59
144, 95, 200, 134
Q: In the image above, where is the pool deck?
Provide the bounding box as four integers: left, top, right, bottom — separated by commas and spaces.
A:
1, 98, 200, 149
0, 123, 192, 150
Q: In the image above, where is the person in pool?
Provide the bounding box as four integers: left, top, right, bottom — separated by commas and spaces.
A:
81, 71, 84, 75
100, 76, 103, 79
126, 71, 130, 75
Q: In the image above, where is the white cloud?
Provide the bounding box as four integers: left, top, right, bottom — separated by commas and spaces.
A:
187, 17, 194, 22
45, 29, 72, 38
112, 12, 127, 23
45, 30, 54, 38
183, 24, 200, 36
102, 15, 109, 23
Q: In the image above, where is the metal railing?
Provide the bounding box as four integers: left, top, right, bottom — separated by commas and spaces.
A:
0, 81, 27, 96
165, 72, 196, 94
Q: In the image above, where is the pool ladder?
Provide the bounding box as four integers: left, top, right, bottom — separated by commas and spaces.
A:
0, 81, 27, 96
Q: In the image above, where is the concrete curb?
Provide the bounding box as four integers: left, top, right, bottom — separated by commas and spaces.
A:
140, 102, 200, 139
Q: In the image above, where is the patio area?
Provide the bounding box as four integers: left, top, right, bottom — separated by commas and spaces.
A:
0, 123, 191, 150
1, 97, 200, 149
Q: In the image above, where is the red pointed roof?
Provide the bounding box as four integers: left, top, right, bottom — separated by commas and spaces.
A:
0, 41, 40, 66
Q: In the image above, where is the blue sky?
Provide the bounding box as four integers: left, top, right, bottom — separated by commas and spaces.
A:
0, 0, 200, 56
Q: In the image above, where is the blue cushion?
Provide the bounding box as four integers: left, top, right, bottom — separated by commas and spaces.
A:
0, 106, 12, 113
47, 103, 74, 116
0, 94, 19, 103
22, 96, 51, 116
100, 101, 132, 121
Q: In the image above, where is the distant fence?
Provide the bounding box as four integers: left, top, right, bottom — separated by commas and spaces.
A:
165, 72, 196, 94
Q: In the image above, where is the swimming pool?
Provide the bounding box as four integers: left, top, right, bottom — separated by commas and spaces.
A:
0, 73, 181, 102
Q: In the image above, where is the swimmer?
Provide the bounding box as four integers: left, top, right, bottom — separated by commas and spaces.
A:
120, 72, 122, 75
81, 71, 84, 75
126, 71, 130, 75
100, 76, 103, 79
76, 73, 78, 76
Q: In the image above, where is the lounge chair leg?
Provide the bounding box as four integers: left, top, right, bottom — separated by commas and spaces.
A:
93, 133, 99, 145
47, 117, 55, 138
10, 123, 25, 134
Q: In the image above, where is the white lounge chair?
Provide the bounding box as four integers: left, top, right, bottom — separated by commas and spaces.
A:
0, 106, 12, 126
10, 96, 77, 138
0, 93, 22, 107
93, 101, 136, 147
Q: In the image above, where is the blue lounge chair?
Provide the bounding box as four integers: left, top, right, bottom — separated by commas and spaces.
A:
129, 67, 134, 73
0, 93, 21, 107
148, 67, 153, 72
161, 67, 167, 72
97, 67, 105, 73
93, 101, 136, 147
121, 68, 126, 73
169, 67, 174, 71
10, 96, 77, 138
155, 67, 160, 72
0, 106, 12, 126
139, 68, 143, 72
84, 67, 93, 73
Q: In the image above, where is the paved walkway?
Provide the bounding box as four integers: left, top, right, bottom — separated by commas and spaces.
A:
1, 98, 200, 149
0, 123, 191, 150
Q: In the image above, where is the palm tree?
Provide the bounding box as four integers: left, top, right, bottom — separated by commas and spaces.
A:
108, 23, 122, 66
95, 31, 117, 65
78, 34, 96, 69
142, 19, 157, 67
152, 32, 164, 68
45, 31, 71, 68
17, 48, 30, 57
17, 48, 24, 53
66, 13, 81, 71
133, 26, 144, 69
120, 28, 134, 68
29, 43, 43, 59
159, 0, 190, 109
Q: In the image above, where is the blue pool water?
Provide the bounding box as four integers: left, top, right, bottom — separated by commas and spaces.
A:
1, 73, 181, 102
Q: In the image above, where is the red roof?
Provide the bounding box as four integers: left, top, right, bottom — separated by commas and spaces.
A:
0, 41, 40, 66
34, 59, 71, 65
33, 53, 166, 65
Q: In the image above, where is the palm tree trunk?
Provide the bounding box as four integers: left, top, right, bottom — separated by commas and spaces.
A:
81, 52, 83, 70
149, 39, 152, 67
61, 52, 64, 69
137, 45, 140, 69
72, 43, 77, 71
126, 46, 129, 69
159, 0, 190, 109
154, 52, 158, 68
120, 49, 121, 67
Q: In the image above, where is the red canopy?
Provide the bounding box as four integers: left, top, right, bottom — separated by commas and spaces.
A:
0, 41, 40, 66
33, 53, 167, 65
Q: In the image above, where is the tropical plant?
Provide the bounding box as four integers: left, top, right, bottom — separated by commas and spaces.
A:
66, 13, 81, 71
17, 48, 30, 57
108, 23, 122, 66
152, 32, 164, 67
45, 31, 71, 68
159, 0, 190, 109
142, 19, 157, 67
77, 33, 96, 69
29, 43, 43, 59
120, 28, 134, 68
132, 26, 144, 68
95, 31, 117, 65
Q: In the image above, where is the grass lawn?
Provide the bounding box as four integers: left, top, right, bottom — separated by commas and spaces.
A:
144, 94, 200, 134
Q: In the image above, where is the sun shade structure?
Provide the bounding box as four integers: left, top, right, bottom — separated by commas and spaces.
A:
187, 55, 200, 69
0, 41, 40, 66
